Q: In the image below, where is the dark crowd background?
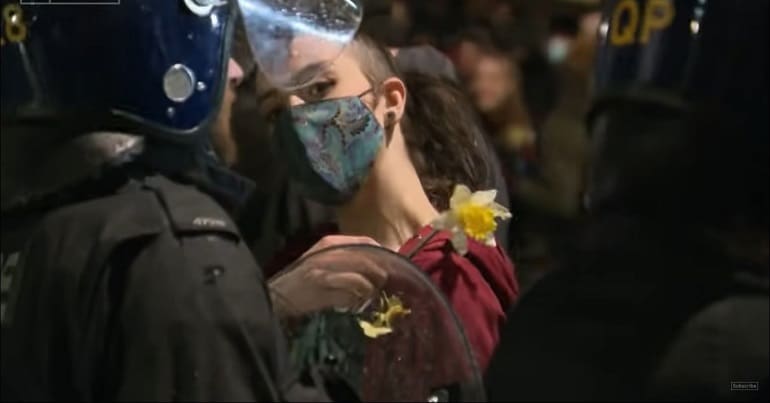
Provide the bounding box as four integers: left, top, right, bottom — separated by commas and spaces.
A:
230, 0, 602, 292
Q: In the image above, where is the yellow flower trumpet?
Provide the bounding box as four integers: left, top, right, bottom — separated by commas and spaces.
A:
358, 293, 411, 339
431, 185, 512, 255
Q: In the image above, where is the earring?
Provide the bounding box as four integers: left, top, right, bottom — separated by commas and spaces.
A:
384, 111, 397, 145
385, 111, 396, 130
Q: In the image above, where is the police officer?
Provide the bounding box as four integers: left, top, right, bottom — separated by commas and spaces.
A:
486, 0, 768, 400
0, 0, 369, 401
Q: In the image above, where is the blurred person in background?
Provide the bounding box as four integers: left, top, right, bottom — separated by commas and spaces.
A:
545, 14, 579, 66
408, 0, 464, 49
470, 50, 538, 186
261, 34, 518, 371
487, 0, 769, 400
470, 48, 555, 286
517, 46, 560, 136
359, 0, 412, 48
502, 8, 599, 289
538, 10, 600, 202
449, 26, 497, 85
489, 0, 516, 33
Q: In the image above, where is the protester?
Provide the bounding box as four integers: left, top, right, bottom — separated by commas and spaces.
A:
470, 50, 538, 184
360, 0, 412, 48
504, 11, 595, 288
449, 26, 497, 85
359, 5, 513, 253
517, 27, 592, 221
241, 16, 514, 268
261, 34, 518, 370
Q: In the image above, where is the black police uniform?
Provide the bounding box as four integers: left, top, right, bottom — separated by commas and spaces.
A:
486, 0, 769, 400
0, 0, 364, 399
0, 132, 309, 401
485, 215, 769, 401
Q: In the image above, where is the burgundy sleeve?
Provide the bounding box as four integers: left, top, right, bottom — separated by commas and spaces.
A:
412, 238, 518, 371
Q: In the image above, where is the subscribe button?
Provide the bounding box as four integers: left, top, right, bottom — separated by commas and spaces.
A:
730, 382, 759, 392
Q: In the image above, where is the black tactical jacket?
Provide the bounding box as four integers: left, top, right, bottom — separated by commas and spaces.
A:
1, 132, 324, 402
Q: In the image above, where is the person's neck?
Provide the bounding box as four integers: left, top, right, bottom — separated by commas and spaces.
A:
336, 170, 439, 251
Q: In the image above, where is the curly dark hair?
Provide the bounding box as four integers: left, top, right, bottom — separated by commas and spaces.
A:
399, 72, 489, 210
352, 34, 489, 210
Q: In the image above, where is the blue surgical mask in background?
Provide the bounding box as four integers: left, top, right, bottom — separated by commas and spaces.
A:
546, 37, 571, 65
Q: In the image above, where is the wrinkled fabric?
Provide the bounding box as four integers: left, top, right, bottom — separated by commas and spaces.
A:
1, 129, 321, 401
1, 175, 302, 402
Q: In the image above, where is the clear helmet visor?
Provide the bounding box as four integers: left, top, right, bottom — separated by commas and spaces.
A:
237, 0, 363, 90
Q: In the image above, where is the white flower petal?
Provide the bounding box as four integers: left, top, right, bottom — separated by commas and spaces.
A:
450, 185, 472, 209
431, 212, 457, 230
491, 202, 513, 219
470, 189, 498, 206
484, 236, 497, 247
450, 229, 469, 256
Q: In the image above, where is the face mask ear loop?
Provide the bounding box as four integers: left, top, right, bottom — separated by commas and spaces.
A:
362, 84, 396, 142
357, 88, 375, 99
357, 87, 380, 115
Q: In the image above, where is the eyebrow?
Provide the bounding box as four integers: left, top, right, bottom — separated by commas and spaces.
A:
290, 62, 330, 89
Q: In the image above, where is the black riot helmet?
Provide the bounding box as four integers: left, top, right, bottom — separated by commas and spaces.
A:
0, 0, 362, 142
586, 0, 769, 227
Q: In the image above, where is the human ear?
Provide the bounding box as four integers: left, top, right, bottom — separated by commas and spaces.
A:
380, 77, 407, 124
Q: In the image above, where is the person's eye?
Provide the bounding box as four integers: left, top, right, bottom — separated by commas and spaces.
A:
300, 80, 335, 102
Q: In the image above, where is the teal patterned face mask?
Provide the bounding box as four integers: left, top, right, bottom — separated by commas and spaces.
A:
275, 90, 384, 205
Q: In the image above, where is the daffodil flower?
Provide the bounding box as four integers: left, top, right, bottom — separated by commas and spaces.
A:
358, 321, 393, 338
431, 184, 512, 255
358, 293, 411, 339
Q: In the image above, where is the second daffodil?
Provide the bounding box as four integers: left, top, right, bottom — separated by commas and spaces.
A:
431, 184, 512, 255
358, 293, 411, 339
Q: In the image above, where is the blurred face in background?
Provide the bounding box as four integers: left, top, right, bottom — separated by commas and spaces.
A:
470, 54, 517, 114
573, 11, 601, 70
456, 39, 484, 78
212, 59, 244, 166
390, 0, 412, 45
490, 0, 515, 28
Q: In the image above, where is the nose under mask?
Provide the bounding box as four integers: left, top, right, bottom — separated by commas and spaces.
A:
274, 93, 385, 205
